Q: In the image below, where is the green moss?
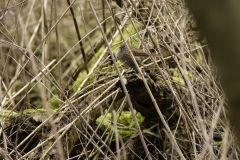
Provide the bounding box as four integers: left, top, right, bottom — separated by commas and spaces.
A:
206, 121, 212, 127
0, 110, 18, 119
51, 96, 60, 109
1, 109, 56, 127
187, 72, 198, 82
113, 22, 141, 51
23, 108, 56, 114
96, 110, 144, 139
214, 141, 222, 146
96, 113, 112, 128
0, 108, 56, 122
170, 68, 198, 89
0, 110, 18, 128
172, 76, 185, 86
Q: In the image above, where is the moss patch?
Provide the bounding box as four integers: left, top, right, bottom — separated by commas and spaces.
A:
96, 110, 144, 139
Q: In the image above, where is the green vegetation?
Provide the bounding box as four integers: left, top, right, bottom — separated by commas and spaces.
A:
96, 110, 144, 139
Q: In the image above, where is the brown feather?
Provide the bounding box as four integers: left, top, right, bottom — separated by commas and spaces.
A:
130, 46, 148, 56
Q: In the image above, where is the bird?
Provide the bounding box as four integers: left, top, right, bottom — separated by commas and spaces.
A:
117, 43, 149, 68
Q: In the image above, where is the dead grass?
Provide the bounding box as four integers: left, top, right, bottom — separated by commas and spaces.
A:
0, 0, 239, 159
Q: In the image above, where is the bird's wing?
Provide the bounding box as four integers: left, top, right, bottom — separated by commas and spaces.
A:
130, 47, 148, 56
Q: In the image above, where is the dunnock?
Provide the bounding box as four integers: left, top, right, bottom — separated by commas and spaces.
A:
117, 43, 149, 68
